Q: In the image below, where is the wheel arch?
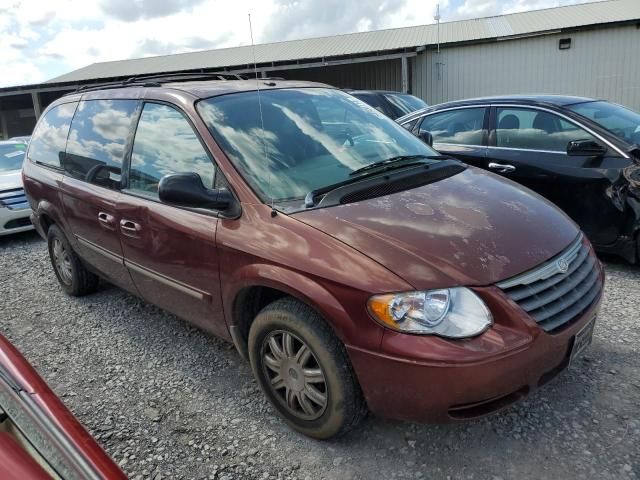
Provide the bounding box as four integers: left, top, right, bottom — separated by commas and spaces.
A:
224, 264, 354, 362
34, 200, 64, 236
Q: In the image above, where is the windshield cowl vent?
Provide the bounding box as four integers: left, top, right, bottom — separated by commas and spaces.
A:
339, 164, 465, 205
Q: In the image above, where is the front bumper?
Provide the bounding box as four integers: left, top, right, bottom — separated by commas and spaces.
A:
348, 284, 602, 423
0, 207, 33, 236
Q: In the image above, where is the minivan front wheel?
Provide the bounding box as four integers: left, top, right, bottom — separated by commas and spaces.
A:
47, 225, 99, 296
248, 297, 366, 439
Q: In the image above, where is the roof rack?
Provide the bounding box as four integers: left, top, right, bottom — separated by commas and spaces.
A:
73, 71, 248, 94
124, 71, 248, 83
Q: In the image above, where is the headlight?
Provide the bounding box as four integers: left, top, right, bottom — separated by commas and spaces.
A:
367, 287, 492, 338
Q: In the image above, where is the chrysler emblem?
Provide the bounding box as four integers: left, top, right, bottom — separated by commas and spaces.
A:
557, 258, 569, 274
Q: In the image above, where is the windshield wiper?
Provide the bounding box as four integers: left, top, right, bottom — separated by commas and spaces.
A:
304, 156, 446, 208
348, 155, 445, 177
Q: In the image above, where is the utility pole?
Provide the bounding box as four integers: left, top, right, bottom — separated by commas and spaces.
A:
434, 4, 445, 102
435, 4, 440, 54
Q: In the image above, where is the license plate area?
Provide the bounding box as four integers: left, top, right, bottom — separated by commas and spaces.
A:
570, 316, 596, 365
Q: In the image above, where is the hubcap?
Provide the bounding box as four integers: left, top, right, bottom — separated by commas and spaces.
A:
52, 238, 72, 285
261, 330, 328, 420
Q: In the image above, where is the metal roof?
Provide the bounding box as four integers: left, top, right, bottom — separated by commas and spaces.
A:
47, 0, 640, 84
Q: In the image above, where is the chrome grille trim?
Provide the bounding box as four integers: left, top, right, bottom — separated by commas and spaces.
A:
0, 188, 29, 211
497, 234, 602, 332
497, 234, 583, 289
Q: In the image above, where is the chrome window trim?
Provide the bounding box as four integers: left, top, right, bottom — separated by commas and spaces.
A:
397, 104, 491, 126
497, 233, 584, 289
401, 103, 628, 159
434, 142, 486, 149
487, 145, 565, 155
493, 104, 629, 159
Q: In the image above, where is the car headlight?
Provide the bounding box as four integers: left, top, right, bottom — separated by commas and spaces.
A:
367, 287, 492, 338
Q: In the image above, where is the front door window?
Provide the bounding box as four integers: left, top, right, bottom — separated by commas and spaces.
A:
129, 103, 216, 198
495, 107, 599, 152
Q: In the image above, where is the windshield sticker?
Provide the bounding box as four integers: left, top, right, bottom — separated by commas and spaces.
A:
4, 151, 24, 158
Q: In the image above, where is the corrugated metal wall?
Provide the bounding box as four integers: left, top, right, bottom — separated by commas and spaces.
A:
278, 59, 402, 90
412, 25, 640, 110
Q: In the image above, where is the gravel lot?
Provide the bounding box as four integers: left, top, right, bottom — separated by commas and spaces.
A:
1, 230, 639, 480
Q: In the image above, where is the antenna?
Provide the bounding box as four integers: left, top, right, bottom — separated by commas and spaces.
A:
248, 13, 277, 217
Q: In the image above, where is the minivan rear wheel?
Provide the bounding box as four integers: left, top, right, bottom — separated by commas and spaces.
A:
248, 297, 367, 439
47, 225, 99, 296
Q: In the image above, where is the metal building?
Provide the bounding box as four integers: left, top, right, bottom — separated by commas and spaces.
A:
1, 0, 639, 139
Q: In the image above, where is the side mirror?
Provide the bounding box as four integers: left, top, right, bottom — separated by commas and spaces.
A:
566, 139, 607, 157
159, 173, 232, 210
418, 130, 434, 147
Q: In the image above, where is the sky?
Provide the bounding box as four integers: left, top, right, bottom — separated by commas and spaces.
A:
0, 0, 598, 88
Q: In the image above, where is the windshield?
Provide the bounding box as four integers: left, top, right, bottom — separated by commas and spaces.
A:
197, 88, 438, 202
0, 143, 26, 173
567, 101, 640, 145
383, 93, 428, 117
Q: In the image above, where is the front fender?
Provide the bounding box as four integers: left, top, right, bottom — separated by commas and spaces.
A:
222, 263, 385, 352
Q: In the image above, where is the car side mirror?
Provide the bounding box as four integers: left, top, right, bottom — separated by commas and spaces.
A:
566, 139, 607, 157
418, 130, 434, 147
158, 173, 232, 210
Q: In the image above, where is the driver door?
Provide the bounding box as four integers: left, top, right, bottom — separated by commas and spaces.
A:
117, 102, 227, 338
485, 106, 633, 245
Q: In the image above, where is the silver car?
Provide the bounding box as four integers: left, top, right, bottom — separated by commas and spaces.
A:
0, 141, 33, 236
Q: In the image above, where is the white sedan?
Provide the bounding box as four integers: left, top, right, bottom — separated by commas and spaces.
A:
0, 141, 33, 236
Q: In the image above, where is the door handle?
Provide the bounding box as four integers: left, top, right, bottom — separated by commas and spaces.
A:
488, 162, 516, 173
97, 212, 115, 229
120, 219, 141, 236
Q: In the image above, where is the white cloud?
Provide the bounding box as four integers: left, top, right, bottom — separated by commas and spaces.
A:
0, 0, 598, 88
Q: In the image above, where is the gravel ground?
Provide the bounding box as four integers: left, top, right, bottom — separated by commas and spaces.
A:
1, 230, 639, 480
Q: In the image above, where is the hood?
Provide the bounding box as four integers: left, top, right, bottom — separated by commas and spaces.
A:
293, 167, 580, 289
0, 170, 22, 191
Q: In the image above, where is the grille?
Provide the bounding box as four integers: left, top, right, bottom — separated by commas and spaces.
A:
0, 188, 29, 211
4, 217, 32, 230
497, 234, 602, 332
340, 164, 465, 204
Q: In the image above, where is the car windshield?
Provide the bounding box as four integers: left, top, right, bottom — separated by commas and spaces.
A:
0, 143, 26, 173
567, 100, 640, 145
197, 88, 438, 202
383, 93, 428, 116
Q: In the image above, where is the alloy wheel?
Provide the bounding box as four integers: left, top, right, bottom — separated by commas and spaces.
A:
261, 330, 328, 420
52, 238, 73, 285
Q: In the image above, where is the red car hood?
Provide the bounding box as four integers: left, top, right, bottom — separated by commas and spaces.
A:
293, 167, 580, 289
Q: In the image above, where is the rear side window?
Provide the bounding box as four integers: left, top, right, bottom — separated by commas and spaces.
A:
128, 103, 215, 198
28, 102, 78, 168
383, 93, 428, 117
64, 99, 139, 190
400, 117, 420, 132
351, 93, 390, 116
496, 107, 598, 152
419, 108, 486, 146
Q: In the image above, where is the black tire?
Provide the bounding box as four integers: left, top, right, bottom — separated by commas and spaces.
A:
248, 297, 367, 439
47, 225, 99, 296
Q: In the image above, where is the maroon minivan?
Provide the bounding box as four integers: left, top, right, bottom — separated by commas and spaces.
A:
22, 74, 603, 439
